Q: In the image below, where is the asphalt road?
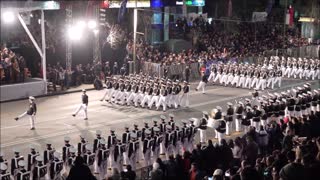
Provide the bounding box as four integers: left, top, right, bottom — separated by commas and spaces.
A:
0, 78, 319, 169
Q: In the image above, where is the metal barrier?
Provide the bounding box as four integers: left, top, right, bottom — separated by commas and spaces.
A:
263, 45, 320, 58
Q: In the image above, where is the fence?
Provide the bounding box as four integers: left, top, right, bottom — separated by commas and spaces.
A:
263, 45, 320, 58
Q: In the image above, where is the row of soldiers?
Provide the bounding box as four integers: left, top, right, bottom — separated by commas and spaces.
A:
1, 114, 203, 180
259, 56, 320, 80
207, 62, 283, 90
197, 83, 320, 144
99, 74, 190, 111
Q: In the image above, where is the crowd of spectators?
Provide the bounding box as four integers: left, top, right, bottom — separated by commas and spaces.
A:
0, 46, 27, 85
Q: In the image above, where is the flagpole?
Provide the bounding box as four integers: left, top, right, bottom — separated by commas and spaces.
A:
133, 0, 137, 74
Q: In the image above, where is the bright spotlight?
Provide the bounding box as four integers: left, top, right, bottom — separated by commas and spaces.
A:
2, 11, 15, 23
88, 20, 97, 29
67, 26, 82, 41
93, 29, 99, 35
76, 20, 86, 29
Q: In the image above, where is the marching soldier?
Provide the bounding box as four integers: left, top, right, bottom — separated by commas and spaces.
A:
122, 127, 131, 166
181, 120, 189, 152
235, 101, 244, 132
164, 125, 174, 160
152, 127, 162, 162
15, 160, 30, 180
127, 81, 138, 106
172, 80, 182, 109
97, 139, 109, 180
216, 113, 227, 144
148, 85, 160, 109
93, 130, 103, 174
187, 119, 197, 152
49, 152, 63, 180
113, 139, 125, 172
62, 136, 72, 163
0, 152, 7, 166
43, 142, 55, 179
156, 84, 167, 112
0, 163, 10, 180
72, 89, 89, 120
141, 83, 153, 108
83, 144, 95, 171
141, 122, 151, 142
27, 145, 39, 179
107, 129, 116, 169
100, 77, 113, 102
199, 111, 208, 143
77, 134, 87, 156
65, 147, 77, 175
143, 130, 154, 166
159, 116, 167, 155
128, 133, 139, 170
180, 81, 190, 108
195, 72, 208, 94
252, 105, 262, 129
242, 107, 253, 133
168, 114, 175, 130
32, 156, 47, 179
226, 102, 234, 135
15, 96, 37, 130
11, 149, 24, 176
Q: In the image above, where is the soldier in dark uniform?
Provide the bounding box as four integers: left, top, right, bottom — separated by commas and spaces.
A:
295, 95, 303, 118
181, 120, 189, 151
72, 89, 88, 120
260, 102, 268, 127
128, 133, 139, 170
97, 139, 109, 179
152, 127, 162, 163
62, 136, 72, 163
311, 90, 319, 113
252, 105, 262, 129
143, 130, 154, 166
114, 139, 125, 172
287, 96, 295, 117
242, 107, 253, 133
122, 127, 131, 166
235, 102, 244, 132
0, 163, 10, 180
43, 142, 54, 179
187, 118, 197, 152
30, 155, 45, 179
93, 130, 103, 174
77, 135, 87, 156
141, 122, 151, 142
15, 96, 37, 130
11, 149, 24, 176
83, 144, 95, 172
199, 111, 208, 143
226, 102, 234, 135
216, 113, 227, 144
0, 152, 7, 166
49, 152, 63, 180
15, 161, 30, 180
27, 145, 39, 174
65, 147, 76, 176
185, 65, 191, 82
107, 129, 116, 169
168, 114, 175, 130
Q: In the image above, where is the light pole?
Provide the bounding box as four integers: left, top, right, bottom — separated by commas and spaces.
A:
133, 0, 138, 74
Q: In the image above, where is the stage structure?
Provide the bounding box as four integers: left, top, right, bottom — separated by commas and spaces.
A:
0, 1, 60, 101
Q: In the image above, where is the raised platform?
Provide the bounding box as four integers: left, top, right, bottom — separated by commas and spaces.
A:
0, 78, 46, 102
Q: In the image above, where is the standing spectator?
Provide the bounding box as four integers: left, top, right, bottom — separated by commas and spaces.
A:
257, 126, 269, 155
165, 155, 177, 180
58, 67, 65, 90
113, 62, 118, 75
243, 136, 259, 167
150, 162, 163, 180
121, 165, 136, 180
189, 163, 203, 180
232, 137, 243, 167
185, 65, 191, 82
104, 61, 111, 77
66, 156, 96, 180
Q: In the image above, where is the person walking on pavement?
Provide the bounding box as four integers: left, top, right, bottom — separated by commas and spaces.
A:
15, 96, 37, 130
72, 89, 89, 120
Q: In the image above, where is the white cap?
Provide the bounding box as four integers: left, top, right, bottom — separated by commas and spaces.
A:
169, 114, 174, 118
245, 98, 250, 101
213, 169, 223, 176
130, 133, 137, 139
82, 89, 86, 92
0, 163, 7, 170
69, 147, 76, 153
29, 144, 36, 149
53, 152, 60, 159
160, 115, 166, 120
18, 160, 25, 167
64, 136, 71, 141
222, 112, 226, 116
100, 139, 106, 145
85, 144, 93, 151
227, 102, 233, 106
153, 127, 160, 132
145, 129, 151, 134
202, 111, 209, 115
216, 106, 222, 110
13, 148, 20, 153
80, 134, 86, 139
29, 96, 35, 100
166, 126, 172, 130
96, 130, 102, 135
35, 156, 43, 162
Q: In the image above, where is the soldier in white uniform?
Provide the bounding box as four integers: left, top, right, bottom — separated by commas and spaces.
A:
180, 81, 190, 108
100, 77, 113, 102
148, 84, 160, 109
156, 84, 168, 112
195, 72, 208, 94
15, 96, 37, 130
72, 89, 88, 120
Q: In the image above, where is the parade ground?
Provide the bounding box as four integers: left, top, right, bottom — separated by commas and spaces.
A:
1, 78, 319, 168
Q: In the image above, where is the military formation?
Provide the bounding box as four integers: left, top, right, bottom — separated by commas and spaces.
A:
204, 56, 320, 91
1, 114, 201, 180
100, 74, 190, 111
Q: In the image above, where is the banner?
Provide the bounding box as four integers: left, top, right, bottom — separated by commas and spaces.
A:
252, 12, 268, 22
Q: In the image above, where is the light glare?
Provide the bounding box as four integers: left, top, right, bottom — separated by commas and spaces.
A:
88, 20, 97, 29
2, 11, 15, 23
68, 26, 82, 41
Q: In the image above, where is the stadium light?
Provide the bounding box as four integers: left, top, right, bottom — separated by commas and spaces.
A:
2, 11, 15, 24
67, 26, 82, 41
76, 20, 86, 29
93, 29, 99, 35
88, 20, 97, 29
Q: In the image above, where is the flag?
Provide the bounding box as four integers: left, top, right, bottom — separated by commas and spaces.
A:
117, 0, 128, 23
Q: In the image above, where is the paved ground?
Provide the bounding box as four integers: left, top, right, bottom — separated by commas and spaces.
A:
0, 78, 319, 170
